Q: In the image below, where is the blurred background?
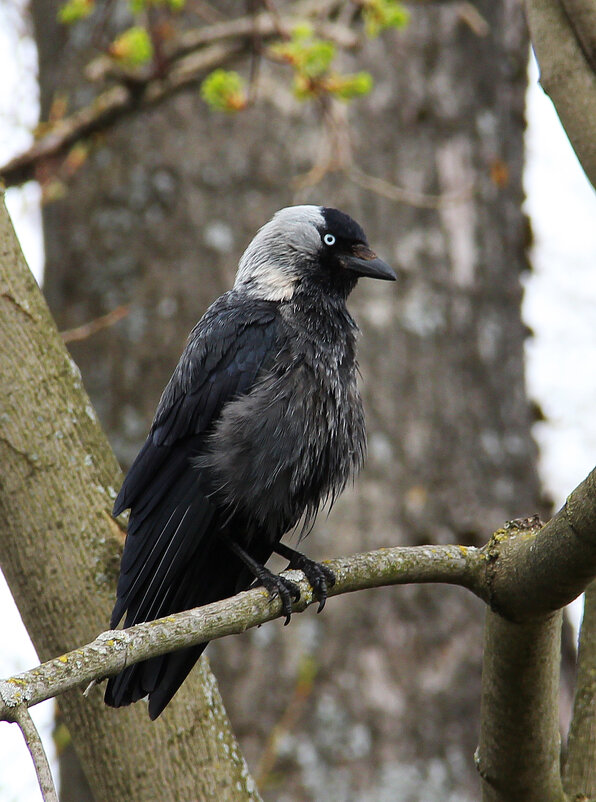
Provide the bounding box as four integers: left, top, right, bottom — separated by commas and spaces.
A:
1, 1, 595, 799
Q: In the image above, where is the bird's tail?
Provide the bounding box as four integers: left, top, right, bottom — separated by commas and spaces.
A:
104, 441, 269, 719
105, 531, 256, 719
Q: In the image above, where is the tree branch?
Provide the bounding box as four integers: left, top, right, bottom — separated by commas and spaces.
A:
0, 1, 357, 189
484, 469, 596, 620
0, 41, 244, 189
564, 580, 596, 797
477, 610, 566, 802
0, 543, 485, 720
1, 460, 596, 724
525, 0, 596, 189
10, 705, 59, 802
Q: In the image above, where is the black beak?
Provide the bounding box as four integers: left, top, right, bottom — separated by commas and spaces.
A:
340, 244, 396, 282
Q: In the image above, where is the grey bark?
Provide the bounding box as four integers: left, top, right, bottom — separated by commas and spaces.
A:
30, 0, 540, 798
0, 195, 261, 802
478, 611, 566, 802
564, 580, 596, 796
526, 0, 596, 189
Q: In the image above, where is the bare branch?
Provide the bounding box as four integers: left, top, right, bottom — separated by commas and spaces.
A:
1, 461, 595, 724
11, 706, 59, 802
61, 304, 130, 343
0, 542, 485, 720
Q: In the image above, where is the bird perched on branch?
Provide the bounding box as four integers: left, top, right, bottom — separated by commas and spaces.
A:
104, 205, 395, 719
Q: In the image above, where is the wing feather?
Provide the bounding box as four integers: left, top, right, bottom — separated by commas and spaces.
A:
107, 294, 279, 658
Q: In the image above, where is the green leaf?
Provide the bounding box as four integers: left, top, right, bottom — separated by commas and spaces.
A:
129, 0, 148, 13
362, 0, 410, 38
328, 71, 373, 100
200, 70, 247, 112
271, 26, 336, 79
110, 27, 154, 67
57, 0, 95, 24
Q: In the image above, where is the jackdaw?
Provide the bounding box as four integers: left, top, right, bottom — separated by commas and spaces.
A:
104, 205, 395, 718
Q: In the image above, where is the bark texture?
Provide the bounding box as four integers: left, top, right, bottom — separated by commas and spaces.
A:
564, 581, 596, 797
526, 0, 596, 189
478, 611, 566, 802
30, 0, 540, 798
0, 196, 261, 802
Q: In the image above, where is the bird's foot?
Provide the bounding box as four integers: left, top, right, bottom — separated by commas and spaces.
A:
273, 543, 336, 613
255, 566, 301, 625
289, 554, 336, 613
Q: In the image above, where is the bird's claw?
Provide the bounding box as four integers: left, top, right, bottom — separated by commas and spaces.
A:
287, 555, 336, 613
259, 571, 301, 625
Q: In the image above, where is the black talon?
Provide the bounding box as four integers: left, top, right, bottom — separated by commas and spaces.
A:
256, 569, 301, 624
273, 542, 336, 613
222, 535, 301, 623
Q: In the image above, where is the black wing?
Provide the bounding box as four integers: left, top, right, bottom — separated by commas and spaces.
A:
109, 293, 279, 629
105, 294, 280, 716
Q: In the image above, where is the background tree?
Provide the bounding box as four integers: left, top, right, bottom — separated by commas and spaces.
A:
1, 0, 595, 800
36, 1, 537, 798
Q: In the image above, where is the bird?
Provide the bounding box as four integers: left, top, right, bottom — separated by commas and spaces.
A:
104, 205, 395, 719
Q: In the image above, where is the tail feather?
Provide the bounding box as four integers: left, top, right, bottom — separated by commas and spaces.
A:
105, 440, 280, 717
105, 533, 257, 717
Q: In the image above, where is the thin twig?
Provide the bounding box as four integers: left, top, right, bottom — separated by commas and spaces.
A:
348, 165, 475, 209
457, 2, 490, 36
61, 303, 130, 343
12, 705, 59, 802
0, 1, 354, 190
255, 655, 316, 786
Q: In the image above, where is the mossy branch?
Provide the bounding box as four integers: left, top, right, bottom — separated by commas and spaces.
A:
0, 542, 483, 719
1, 462, 596, 723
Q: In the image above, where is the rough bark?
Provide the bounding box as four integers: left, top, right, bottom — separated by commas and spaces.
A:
564, 581, 596, 797
30, 0, 539, 798
0, 195, 260, 802
526, 0, 596, 189
477, 611, 566, 802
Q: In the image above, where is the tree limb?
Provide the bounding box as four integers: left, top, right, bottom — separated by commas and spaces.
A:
564, 580, 596, 797
484, 469, 596, 620
477, 610, 566, 802
525, 0, 596, 189
0, 542, 485, 720
0, 1, 356, 189
10, 705, 59, 802
1, 461, 596, 723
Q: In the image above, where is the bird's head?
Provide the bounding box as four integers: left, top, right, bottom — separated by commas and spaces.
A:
234, 205, 395, 301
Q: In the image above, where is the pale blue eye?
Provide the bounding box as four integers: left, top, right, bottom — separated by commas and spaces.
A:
323, 233, 336, 246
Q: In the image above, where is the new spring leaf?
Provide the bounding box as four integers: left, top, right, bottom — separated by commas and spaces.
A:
109, 27, 154, 67
200, 70, 247, 112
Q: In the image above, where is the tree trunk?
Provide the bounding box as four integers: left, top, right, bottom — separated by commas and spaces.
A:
30, 0, 541, 798
0, 195, 261, 802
